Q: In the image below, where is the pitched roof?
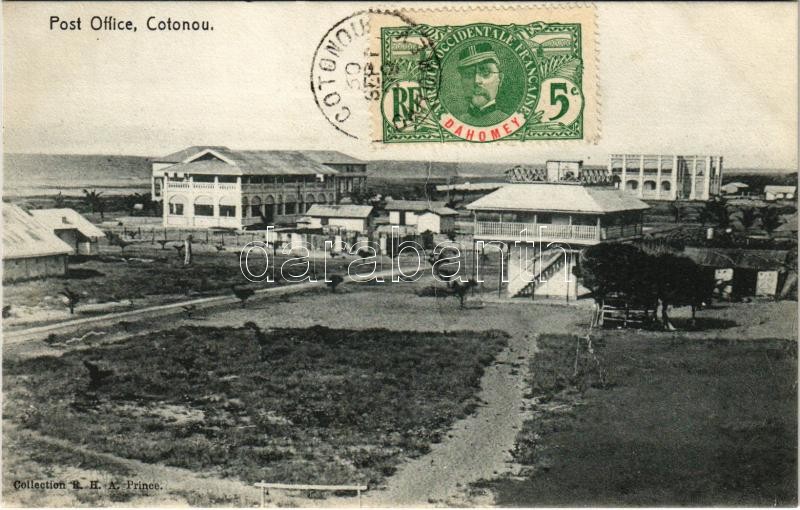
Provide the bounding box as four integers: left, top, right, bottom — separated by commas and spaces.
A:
3, 204, 73, 259
303, 151, 366, 166
764, 185, 796, 193
30, 208, 106, 239
466, 183, 650, 214
385, 200, 449, 212
156, 147, 368, 175
683, 247, 790, 270
775, 213, 798, 232
435, 182, 505, 192
159, 149, 339, 176
156, 146, 232, 163
306, 204, 373, 218
431, 207, 459, 216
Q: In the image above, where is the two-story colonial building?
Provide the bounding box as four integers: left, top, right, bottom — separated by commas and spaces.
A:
151, 147, 367, 229
608, 154, 723, 201
467, 161, 650, 301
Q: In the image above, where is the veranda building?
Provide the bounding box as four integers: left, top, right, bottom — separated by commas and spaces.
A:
467, 161, 650, 300
151, 146, 367, 229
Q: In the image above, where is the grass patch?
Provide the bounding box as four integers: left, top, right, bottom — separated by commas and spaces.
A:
4, 324, 507, 487
482, 333, 797, 506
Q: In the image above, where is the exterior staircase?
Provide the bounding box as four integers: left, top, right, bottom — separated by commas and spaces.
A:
507, 249, 567, 299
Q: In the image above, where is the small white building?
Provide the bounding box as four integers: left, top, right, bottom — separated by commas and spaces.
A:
3, 204, 73, 283
764, 185, 796, 201
720, 182, 749, 195
384, 200, 459, 234
30, 208, 106, 255
305, 204, 373, 234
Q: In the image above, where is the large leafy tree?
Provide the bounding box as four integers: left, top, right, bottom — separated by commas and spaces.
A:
579, 243, 712, 330
651, 254, 715, 329
578, 243, 647, 302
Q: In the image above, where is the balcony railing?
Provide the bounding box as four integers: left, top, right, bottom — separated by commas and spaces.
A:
475, 221, 642, 243
165, 181, 240, 192
475, 222, 599, 242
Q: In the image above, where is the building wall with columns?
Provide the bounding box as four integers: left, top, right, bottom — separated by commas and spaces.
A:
608, 154, 723, 201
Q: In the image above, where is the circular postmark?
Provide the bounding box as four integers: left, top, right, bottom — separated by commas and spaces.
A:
310, 10, 428, 140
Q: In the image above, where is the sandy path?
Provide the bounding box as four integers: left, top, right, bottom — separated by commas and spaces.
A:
364, 326, 536, 507
361, 303, 591, 507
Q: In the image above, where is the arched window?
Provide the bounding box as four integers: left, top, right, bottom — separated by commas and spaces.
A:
251, 196, 262, 218
626, 180, 639, 191
194, 195, 214, 217
661, 181, 672, 192
284, 194, 297, 215
643, 180, 656, 191
168, 195, 186, 216
219, 196, 237, 218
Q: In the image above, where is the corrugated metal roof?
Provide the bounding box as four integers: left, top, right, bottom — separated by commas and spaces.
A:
435, 182, 505, 192
157, 147, 360, 176
30, 208, 106, 239
157, 146, 231, 163
3, 204, 73, 259
466, 183, 650, 214
306, 204, 373, 218
385, 200, 449, 212
303, 151, 366, 166
162, 153, 338, 176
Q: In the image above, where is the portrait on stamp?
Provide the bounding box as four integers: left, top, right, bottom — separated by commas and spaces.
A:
380, 22, 586, 143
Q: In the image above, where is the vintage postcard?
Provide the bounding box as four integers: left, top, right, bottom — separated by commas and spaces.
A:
2, 2, 798, 508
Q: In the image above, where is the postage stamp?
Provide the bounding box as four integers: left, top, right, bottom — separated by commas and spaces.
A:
371, 6, 597, 144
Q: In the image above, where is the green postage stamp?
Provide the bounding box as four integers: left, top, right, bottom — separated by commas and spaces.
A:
375, 7, 597, 144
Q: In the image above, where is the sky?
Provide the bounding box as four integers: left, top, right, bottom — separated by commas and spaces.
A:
3, 2, 798, 169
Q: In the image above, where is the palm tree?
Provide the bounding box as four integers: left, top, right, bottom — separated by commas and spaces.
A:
82, 189, 105, 220
53, 192, 67, 208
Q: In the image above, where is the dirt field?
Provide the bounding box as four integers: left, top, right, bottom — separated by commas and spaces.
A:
2, 274, 796, 506
2, 278, 535, 506
481, 302, 798, 506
